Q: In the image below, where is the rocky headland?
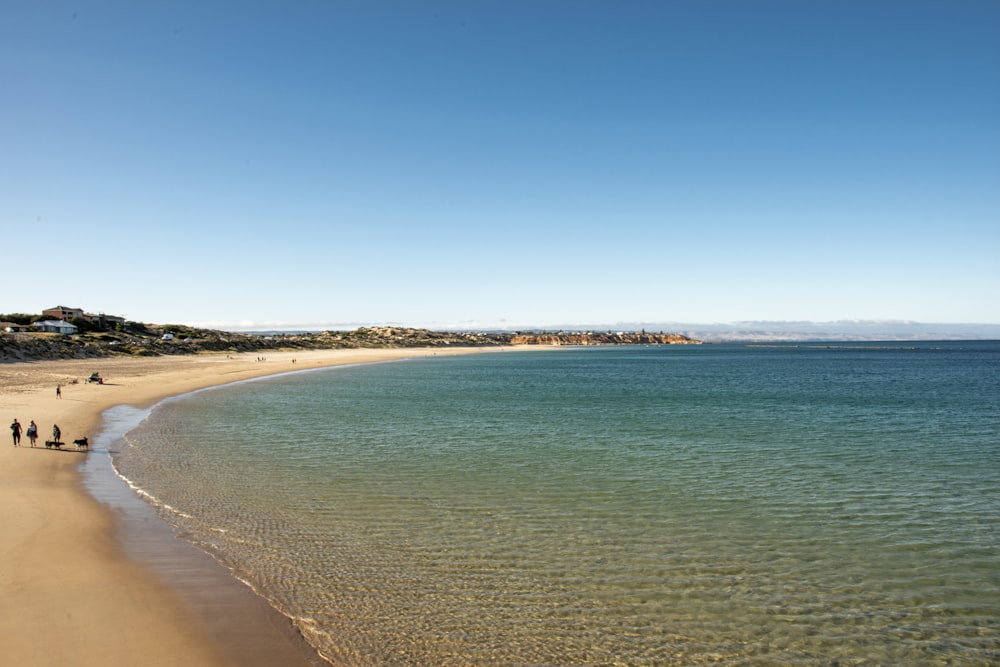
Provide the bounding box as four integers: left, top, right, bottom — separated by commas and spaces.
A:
507, 331, 698, 346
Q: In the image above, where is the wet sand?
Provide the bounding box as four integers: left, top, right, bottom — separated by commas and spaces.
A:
0, 347, 491, 666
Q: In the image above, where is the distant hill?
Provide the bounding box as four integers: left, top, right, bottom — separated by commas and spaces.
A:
674, 321, 1000, 342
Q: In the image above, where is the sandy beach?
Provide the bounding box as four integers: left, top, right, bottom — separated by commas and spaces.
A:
0, 347, 487, 666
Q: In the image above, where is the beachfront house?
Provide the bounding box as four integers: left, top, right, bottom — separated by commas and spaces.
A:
33, 320, 78, 335
42, 305, 85, 321
41, 305, 126, 330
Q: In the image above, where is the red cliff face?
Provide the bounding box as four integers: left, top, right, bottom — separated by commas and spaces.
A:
507, 332, 700, 346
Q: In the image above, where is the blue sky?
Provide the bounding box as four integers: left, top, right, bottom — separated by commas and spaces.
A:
3, 1, 998, 330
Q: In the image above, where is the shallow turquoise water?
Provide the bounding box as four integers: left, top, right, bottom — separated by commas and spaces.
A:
115, 343, 1000, 665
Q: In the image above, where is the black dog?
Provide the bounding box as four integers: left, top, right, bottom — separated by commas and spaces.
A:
73, 437, 89, 450
45, 440, 63, 449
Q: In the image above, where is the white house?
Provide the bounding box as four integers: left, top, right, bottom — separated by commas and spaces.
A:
33, 320, 79, 335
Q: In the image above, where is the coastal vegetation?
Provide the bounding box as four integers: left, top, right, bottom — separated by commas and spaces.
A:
0, 313, 699, 362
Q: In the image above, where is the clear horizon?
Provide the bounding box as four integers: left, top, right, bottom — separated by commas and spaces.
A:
3, 2, 998, 329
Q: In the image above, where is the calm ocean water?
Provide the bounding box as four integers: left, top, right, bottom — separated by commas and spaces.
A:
112, 343, 1000, 666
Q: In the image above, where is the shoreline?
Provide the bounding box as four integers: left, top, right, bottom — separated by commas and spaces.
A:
0, 347, 501, 666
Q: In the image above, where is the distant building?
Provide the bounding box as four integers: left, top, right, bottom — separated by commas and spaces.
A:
42, 305, 85, 321
89, 312, 126, 329
41, 305, 125, 329
33, 320, 78, 335
1, 322, 28, 333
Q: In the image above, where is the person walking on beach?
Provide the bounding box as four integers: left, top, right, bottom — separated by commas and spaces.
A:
52, 423, 61, 444
26, 420, 38, 447
11, 418, 22, 446
56, 384, 62, 399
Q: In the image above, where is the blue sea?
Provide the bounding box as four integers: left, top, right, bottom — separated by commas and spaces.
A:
106, 343, 999, 665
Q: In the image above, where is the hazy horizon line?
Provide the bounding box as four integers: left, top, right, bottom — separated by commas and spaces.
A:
189, 318, 1000, 339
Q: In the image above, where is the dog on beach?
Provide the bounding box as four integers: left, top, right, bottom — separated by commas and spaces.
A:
43, 438, 88, 450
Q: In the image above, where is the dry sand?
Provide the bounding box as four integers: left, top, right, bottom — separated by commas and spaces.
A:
0, 347, 492, 666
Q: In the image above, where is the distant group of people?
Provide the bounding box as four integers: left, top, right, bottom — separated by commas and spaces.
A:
9, 384, 69, 448
7, 377, 101, 449
10, 418, 60, 448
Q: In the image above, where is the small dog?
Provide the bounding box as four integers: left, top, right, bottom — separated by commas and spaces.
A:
73, 437, 89, 450
45, 440, 63, 449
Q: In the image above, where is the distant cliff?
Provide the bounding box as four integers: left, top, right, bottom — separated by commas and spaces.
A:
507, 332, 700, 346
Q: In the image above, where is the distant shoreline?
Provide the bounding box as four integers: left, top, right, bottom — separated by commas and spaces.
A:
0, 325, 701, 362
